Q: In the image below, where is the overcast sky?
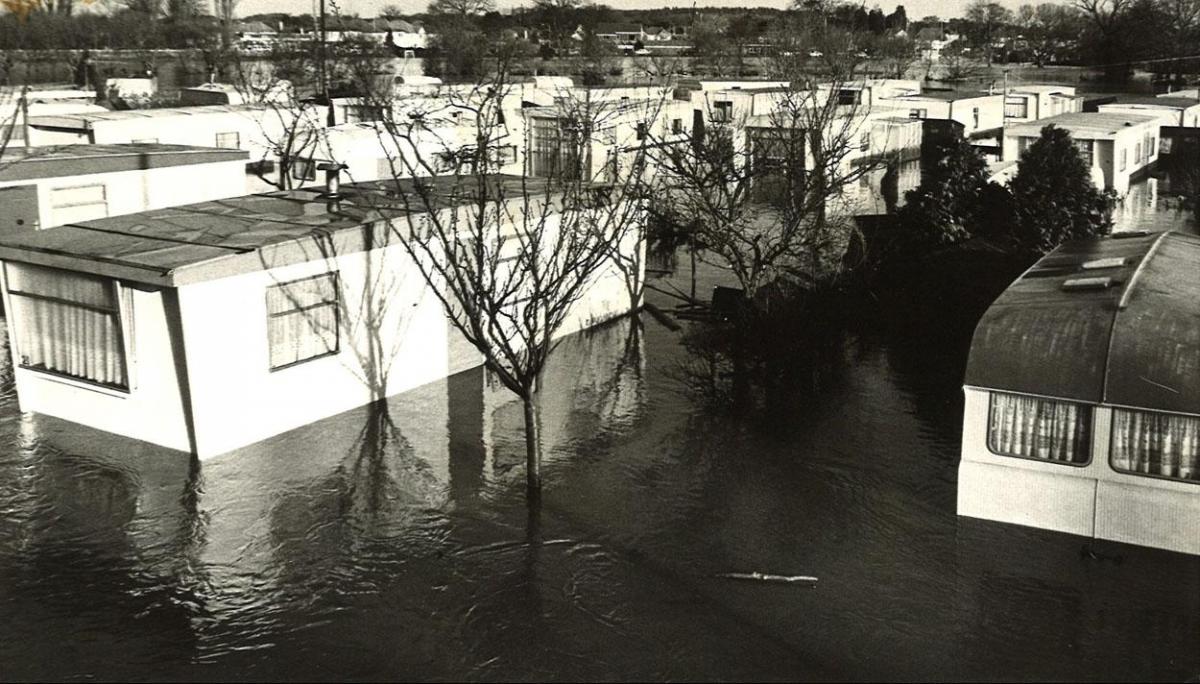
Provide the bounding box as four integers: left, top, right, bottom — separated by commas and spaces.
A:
236, 0, 1044, 21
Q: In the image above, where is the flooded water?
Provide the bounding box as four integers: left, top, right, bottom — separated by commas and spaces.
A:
0, 256, 1197, 681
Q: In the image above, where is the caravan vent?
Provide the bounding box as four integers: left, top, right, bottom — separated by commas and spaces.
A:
1081, 257, 1129, 270
1062, 276, 1116, 291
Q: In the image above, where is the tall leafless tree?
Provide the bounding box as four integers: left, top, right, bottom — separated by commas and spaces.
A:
337, 64, 659, 497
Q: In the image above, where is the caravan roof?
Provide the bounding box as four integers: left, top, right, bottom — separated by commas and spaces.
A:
0, 176, 556, 288
965, 231, 1200, 415
0, 144, 248, 182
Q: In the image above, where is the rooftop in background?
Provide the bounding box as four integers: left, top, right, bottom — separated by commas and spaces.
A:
0, 176, 557, 288
1004, 111, 1160, 138
27, 104, 267, 129
887, 90, 999, 102
965, 231, 1200, 415
0, 144, 249, 183
0, 87, 95, 102
1105, 95, 1200, 108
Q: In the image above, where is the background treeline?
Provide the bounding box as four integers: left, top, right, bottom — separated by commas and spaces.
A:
2, 0, 1199, 84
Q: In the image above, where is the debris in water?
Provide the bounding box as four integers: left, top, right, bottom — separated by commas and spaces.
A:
717, 572, 818, 584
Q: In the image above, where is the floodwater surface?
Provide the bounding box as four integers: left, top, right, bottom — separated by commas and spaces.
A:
0, 261, 1197, 682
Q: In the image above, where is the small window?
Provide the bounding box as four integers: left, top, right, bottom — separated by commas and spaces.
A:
1074, 139, 1094, 167
215, 131, 240, 149
51, 184, 108, 224
837, 89, 859, 106
1111, 409, 1199, 483
859, 131, 870, 152
6, 262, 128, 389
291, 158, 317, 181
496, 144, 518, 166
972, 107, 980, 129
636, 122, 648, 141
671, 118, 682, 134
1119, 148, 1127, 171
987, 392, 1092, 465
908, 108, 926, 119
1134, 142, 1142, 164
267, 272, 339, 370
712, 101, 733, 123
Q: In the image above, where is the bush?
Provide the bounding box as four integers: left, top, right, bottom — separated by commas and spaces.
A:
1008, 125, 1114, 253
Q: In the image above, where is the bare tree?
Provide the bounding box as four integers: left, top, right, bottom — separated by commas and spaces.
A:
427, 0, 495, 17
965, 0, 1014, 66
215, 0, 240, 51
651, 25, 880, 303
229, 45, 326, 190
339, 66, 657, 497
1018, 4, 1084, 67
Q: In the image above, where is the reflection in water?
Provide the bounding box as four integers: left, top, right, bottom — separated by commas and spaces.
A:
0, 282, 1197, 680
1114, 174, 1198, 234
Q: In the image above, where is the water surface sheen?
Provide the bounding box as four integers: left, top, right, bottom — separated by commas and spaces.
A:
0, 267, 1196, 682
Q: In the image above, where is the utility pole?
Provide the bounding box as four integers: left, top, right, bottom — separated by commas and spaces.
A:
21, 85, 29, 149
319, 0, 335, 126
318, 0, 328, 101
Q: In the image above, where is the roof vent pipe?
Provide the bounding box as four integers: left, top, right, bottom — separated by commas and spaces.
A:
318, 161, 348, 199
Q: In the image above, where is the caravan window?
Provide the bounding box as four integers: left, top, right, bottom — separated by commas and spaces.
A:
987, 392, 1092, 465
1111, 409, 1199, 483
215, 131, 240, 149
51, 184, 108, 225
5, 263, 129, 390
267, 272, 339, 370
291, 158, 318, 182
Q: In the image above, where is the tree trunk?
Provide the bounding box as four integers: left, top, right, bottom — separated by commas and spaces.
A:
689, 235, 698, 302
522, 392, 542, 496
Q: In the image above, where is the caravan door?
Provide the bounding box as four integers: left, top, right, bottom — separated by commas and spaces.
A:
0, 184, 40, 235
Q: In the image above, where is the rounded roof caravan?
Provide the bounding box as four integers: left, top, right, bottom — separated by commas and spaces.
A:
958, 231, 1200, 556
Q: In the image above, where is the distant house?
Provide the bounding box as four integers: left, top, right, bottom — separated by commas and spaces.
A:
325, 16, 428, 49
913, 26, 958, 62
587, 23, 647, 47
1002, 111, 1161, 193
0, 144, 248, 233
235, 20, 278, 44
642, 26, 673, 42
0, 177, 642, 458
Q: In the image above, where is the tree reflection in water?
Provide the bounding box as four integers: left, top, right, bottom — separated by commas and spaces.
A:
669, 285, 855, 417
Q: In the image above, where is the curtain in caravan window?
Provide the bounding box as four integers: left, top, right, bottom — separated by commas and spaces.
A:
6, 263, 127, 388
1111, 409, 1199, 482
988, 392, 1091, 463
267, 273, 339, 369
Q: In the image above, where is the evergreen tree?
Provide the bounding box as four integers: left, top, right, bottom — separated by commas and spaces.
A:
896, 135, 992, 247
1009, 124, 1113, 253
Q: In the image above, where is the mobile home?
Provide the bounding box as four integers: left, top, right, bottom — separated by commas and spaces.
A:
1003, 84, 1083, 122
1097, 95, 1200, 128
25, 105, 325, 193
877, 90, 1005, 138
1002, 112, 1161, 194
0, 144, 248, 234
959, 231, 1200, 555
0, 176, 641, 459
